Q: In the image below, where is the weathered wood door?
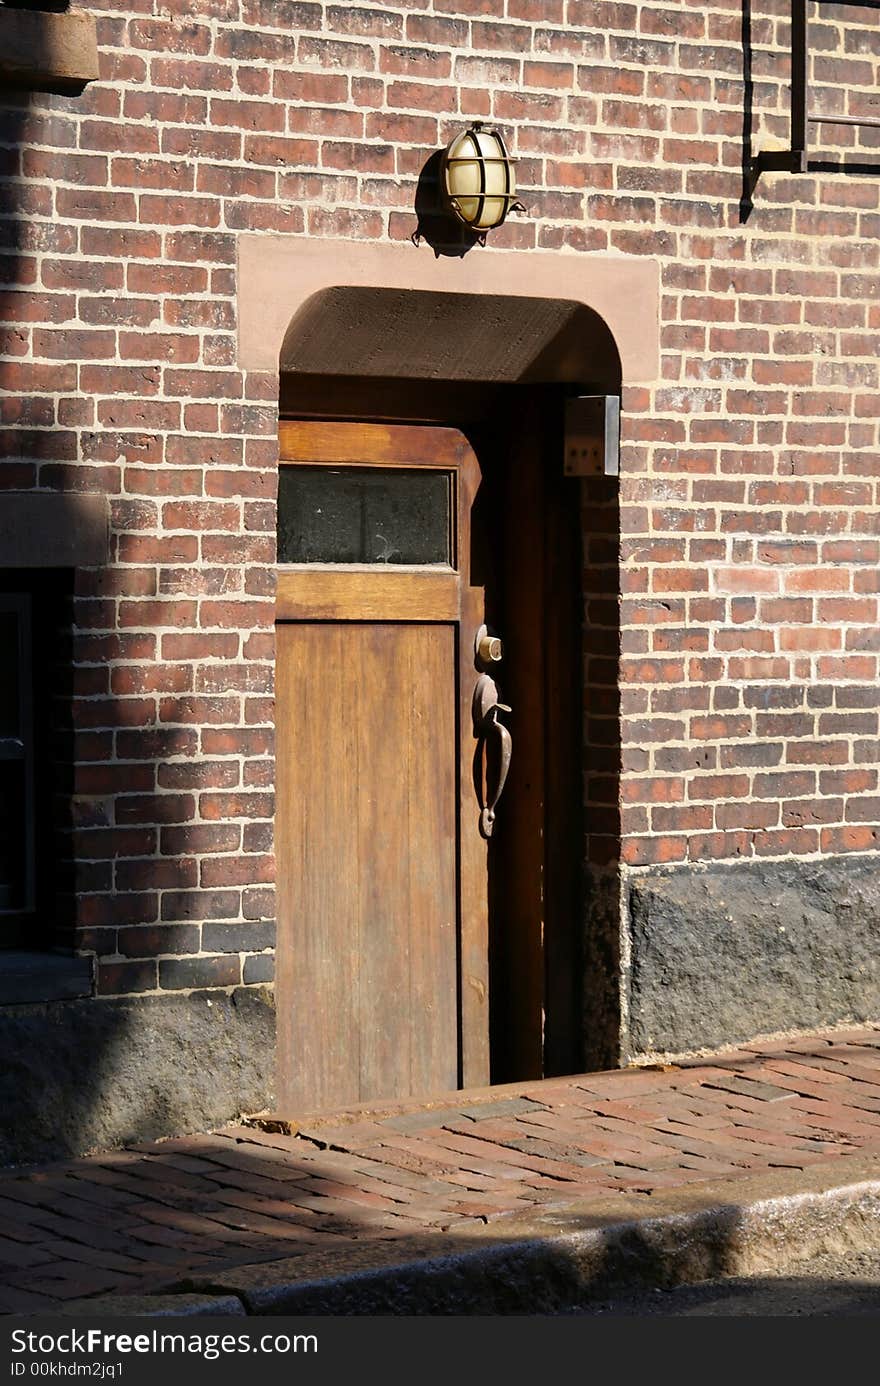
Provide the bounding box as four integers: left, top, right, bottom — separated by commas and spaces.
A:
274, 421, 489, 1111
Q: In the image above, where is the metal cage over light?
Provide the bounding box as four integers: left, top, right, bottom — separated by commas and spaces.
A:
440, 124, 518, 233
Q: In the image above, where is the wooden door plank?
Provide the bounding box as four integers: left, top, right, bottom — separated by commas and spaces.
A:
356, 625, 413, 1098
279, 420, 469, 468
405, 624, 459, 1094
275, 568, 459, 622
354, 624, 458, 1099
276, 624, 361, 1110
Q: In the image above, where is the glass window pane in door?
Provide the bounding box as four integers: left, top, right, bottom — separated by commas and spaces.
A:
277, 467, 452, 566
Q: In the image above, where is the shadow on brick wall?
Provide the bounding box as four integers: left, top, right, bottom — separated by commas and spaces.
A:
411, 149, 483, 259
0, 4, 82, 950
739, 0, 756, 224
0, 5, 277, 1169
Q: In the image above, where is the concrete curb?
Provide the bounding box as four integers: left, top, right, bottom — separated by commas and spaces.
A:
51, 1293, 248, 1318
130, 1155, 880, 1315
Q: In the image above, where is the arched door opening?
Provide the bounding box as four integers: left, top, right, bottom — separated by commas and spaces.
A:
274, 289, 623, 1112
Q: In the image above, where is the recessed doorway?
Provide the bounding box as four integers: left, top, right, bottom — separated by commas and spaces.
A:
273, 379, 587, 1113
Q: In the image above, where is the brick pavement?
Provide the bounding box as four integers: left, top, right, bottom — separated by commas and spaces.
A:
3, 1024, 880, 1313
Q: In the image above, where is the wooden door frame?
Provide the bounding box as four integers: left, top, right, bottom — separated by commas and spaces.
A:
276, 420, 490, 1091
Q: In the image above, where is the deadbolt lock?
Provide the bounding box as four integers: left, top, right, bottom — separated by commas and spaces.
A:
475, 624, 503, 668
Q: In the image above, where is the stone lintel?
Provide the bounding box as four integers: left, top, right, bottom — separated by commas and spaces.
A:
0, 10, 100, 94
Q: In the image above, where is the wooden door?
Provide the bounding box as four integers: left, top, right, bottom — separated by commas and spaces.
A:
274, 421, 489, 1112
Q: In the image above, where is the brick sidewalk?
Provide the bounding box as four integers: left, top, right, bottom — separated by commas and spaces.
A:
3, 1024, 880, 1313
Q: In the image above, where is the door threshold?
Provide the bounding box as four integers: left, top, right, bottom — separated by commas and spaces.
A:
247, 1072, 607, 1137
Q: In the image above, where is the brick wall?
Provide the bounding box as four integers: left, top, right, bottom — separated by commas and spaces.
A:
0, 0, 878, 1019
610, 5, 880, 877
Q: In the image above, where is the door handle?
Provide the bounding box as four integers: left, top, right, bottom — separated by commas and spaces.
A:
473, 673, 512, 839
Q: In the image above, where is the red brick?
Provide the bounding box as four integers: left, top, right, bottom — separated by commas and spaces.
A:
97, 961, 158, 995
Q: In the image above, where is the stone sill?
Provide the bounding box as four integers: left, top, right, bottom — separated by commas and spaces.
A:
0, 951, 94, 1006
0, 492, 110, 567
0, 10, 99, 94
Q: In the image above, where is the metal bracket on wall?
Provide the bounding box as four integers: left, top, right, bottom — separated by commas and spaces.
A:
755, 1, 879, 178
563, 395, 620, 479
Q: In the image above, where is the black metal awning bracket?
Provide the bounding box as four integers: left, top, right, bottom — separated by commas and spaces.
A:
754, 1, 879, 181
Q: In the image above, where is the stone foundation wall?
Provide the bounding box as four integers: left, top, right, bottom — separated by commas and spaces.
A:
0, 987, 274, 1167
623, 854, 880, 1057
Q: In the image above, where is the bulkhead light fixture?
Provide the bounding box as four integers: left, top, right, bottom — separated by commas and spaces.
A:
440, 123, 520, 235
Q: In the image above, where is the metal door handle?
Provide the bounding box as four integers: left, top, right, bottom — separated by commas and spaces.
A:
473, 673, 512, 838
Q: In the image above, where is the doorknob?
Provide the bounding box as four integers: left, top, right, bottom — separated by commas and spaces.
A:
475, 624, 503, 667
472, 672, 512, 839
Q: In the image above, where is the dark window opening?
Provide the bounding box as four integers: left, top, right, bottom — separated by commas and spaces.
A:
0, 595, 34, 921
0, 572, 73, 952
